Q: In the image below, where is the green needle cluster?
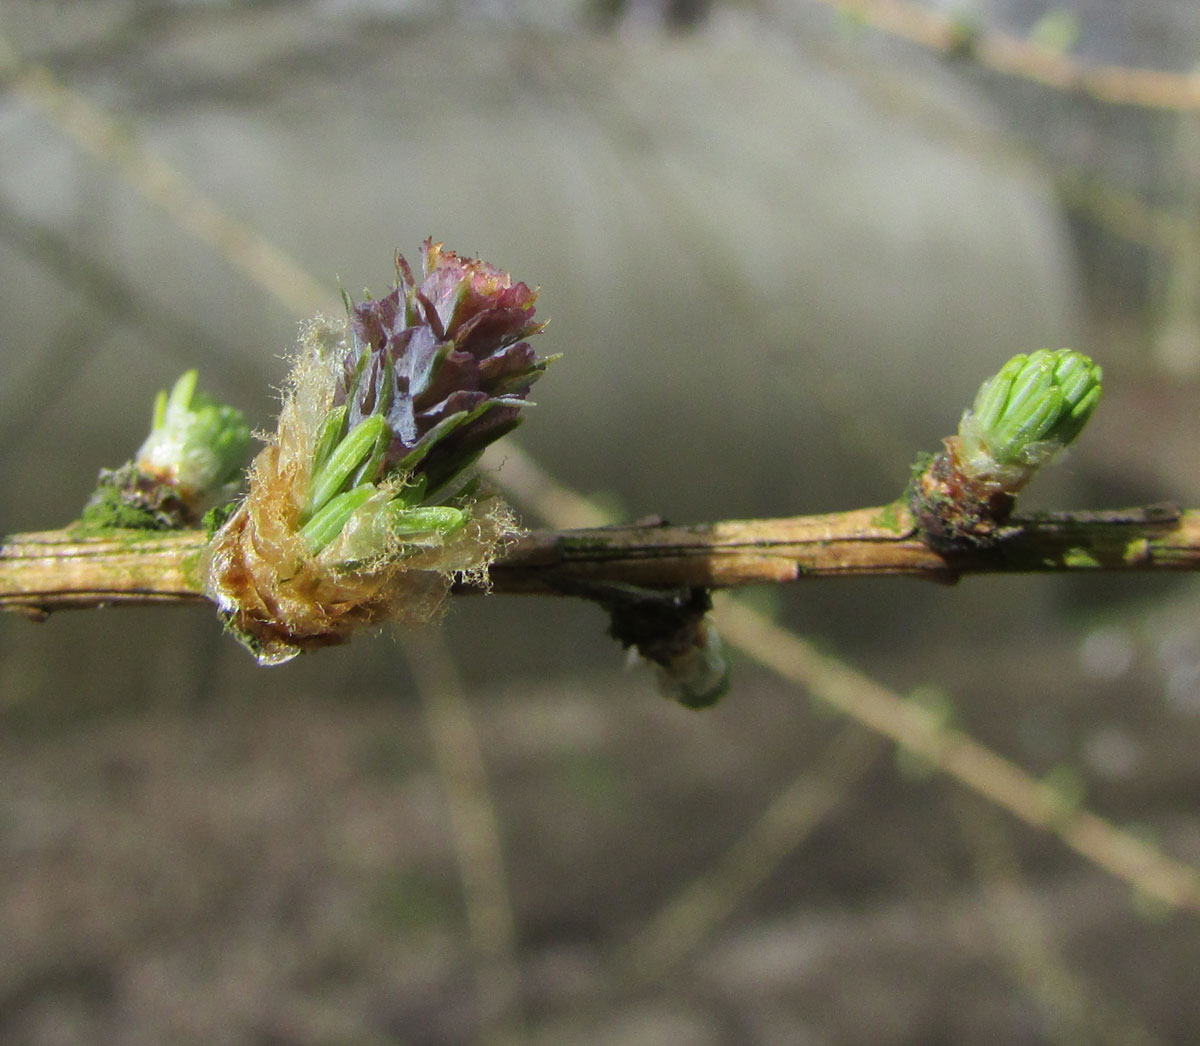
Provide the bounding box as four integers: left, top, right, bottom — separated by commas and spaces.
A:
297, 407, 465, 555
306, 412, 388, 518
959, 349, 1102, 475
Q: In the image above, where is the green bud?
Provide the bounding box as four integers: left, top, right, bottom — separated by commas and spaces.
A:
135, 369, 251, 497
959, 349, 1102, 474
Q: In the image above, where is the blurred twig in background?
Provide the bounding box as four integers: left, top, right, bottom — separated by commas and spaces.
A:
402, 627, 525, 1045
616, 723, 883, 986
713, 597, 1200, 911
801, 0, 1200, 111
0, 34, 333, 318
954, 796, 1161, 1046
0, 194, 264, 391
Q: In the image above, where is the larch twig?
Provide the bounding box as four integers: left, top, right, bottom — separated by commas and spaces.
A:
2, 502, 1197, 615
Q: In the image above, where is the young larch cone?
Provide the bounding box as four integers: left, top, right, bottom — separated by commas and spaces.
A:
202, 244, 550, 664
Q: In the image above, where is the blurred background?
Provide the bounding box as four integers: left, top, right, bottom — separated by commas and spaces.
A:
1, 0, 1199, 1042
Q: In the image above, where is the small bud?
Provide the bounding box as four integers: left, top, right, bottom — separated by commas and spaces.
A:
958, 349, 1102, 481
82, 370, 250, 530
910, 350, 1102, 551
651, 617, 731, 709
136, 370, 252, 499
602, 584, 730, 709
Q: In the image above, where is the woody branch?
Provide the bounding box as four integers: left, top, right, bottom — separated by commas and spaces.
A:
1, 502, 1194, 616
